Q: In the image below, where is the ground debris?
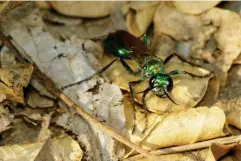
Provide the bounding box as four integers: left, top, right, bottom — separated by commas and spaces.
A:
1, 1, 241, 161
1, 3, 126, 161
0, 134, 83, 161
0, 63, 33, 103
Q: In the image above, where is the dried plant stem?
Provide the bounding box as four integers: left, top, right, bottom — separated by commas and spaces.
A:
126, 135, 241, 161
0, 29, 159, 160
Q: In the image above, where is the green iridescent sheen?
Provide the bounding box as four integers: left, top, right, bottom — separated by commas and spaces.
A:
102, 38, 132, 59
152, 74, 169, 88
143, 34, 148, 46
142, 57, 165, 78
117, 48, 133, 58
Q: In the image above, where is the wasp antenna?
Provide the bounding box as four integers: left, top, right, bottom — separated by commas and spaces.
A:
163, 89, 179, 105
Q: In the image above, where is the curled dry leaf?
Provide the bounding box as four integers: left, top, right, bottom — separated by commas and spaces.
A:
205, 143, 241, 161
0, 63, 33, 103
169, 1, 221, 15
103, 54, 211, 114
49, 1, 114, 18
227, 110, 241, 129
124, 96, 227, 150
0, 134, 83, 161
126, 2, 160, 37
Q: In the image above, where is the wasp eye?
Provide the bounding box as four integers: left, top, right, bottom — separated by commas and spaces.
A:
166, 76, 173, 93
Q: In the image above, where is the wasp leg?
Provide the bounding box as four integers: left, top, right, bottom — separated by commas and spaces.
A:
141, 88, 150, 134
163, 53, 191, 65
120, 58, 142, 75
61, 58, 118, 90
168, 70, 211, 78
163, 89, 178, 105
138, 33, 148, 46
128, 80, 143, 134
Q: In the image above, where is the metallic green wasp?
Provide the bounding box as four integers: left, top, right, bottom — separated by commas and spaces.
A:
61, 30, 151, 90
61, 30, 210, 133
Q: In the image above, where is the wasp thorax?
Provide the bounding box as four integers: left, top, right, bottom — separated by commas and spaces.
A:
150, 74, 173, 96
143, 57, 164, 78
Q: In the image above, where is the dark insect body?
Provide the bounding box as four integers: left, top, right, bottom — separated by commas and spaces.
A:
61, 30, 210, 133
61, 30, 152, 90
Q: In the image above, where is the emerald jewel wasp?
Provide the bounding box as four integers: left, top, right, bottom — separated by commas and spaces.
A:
61, 30, 210, 133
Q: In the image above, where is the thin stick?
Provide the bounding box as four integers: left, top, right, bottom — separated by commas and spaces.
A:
126, 135, 241, 161
0, 29, 158, 160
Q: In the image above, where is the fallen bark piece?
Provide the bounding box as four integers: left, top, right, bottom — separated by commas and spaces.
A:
124, 96, 227, 150
125, 2, 160, 37
169, 1, 221, 15
227, 110, 241, 129
49, 1, 114, 18
0, 63, 33, 103
0, 134, 83, 161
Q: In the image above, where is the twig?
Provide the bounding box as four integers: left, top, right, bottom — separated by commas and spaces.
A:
0, 26, 158, 161
125, 135, 241, 161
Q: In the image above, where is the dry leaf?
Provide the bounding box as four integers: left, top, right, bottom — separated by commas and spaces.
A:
169, 1, 221, 15
154, 3, 200, 41
149, 33, 176, 59
126, 2, 160, 37
124, 96, 227, 150
43, 10, 83, 26
2, 5, 125, 160
154, 3, 241, 86
227, 110, 241, 129
0, 1, 25, 19
192, 7, 241, 86
0, 1, 9, 13
0, 104, 13, 133
103, 54, 211, 114
0, 118, 41, 145
49, 1, 114, 18
0, 134, 83, 161
198, 76, 220, 107
0, 63, 33, 103
35, 1, 51, 9
205, 143, 241, 161
27, 90, 54, 108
